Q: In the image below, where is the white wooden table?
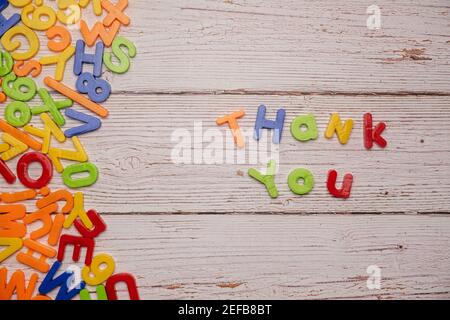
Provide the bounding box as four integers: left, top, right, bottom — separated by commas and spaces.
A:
3, 0, 450, 299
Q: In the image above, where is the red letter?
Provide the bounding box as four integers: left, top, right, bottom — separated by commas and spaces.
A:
364, 113, 387, 149
105, 273, 140, 300
0, 159, 16, 184
74, 209, 106, 239
17, 152, 53, 189
327, 169, 353, 199
57, 234, 94, 266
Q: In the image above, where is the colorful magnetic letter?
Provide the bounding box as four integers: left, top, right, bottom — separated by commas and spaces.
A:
44, 77, 109, 118
39, 45, 75, 81
21, 3, 56, 31
0, 0, 21, 37
56, 0, 82, 25
1, 133, 29, 161
38, 25, 74, 80
46, 25, 71, 52
38, 261, 86, 300
24, 113, 66, 154
63, 192, 93, 229
73, 209, 106, 239
36, 189, 74, 214
0, 50, 13, 76
80, 285, 108, 300
2, 72, 37, 102
0, 204, 26, 238
75, 72, 111, 103
0, 268, 38, 300
81, 253, 115, 286
13, 60, 42, 77
0, 238, 23, 263
47, 214, 65, 246
105, 273, 140, 300
248, 160, 278, 198
57, 234, 94, 266
74, 40, 103, 77
287, 168, 315, 195
216, 110, 245, 148
327, 169, 353, 199
254, 105, 286, 144
64, 108, 102, 138
0, 190, 36, 203
324, 113, 354, 145
16, 238, 56, 273
0, 24, 40, 61
21, 3, 57, 31
62, 162, 99, 188
47, 136, 88, 173
17, 152, 53, 189
364, 113, 387, 149
23, 203, 58, 240
0, 119, 42, 151
78, 0, 102, 16
101, 0, 130, 27
5, 101, 31, 127
290, 114, 318, 142
31, 88, 73, 127
0, 159, 16, 184
103, 36, 136, 74
80, 19, 120, 47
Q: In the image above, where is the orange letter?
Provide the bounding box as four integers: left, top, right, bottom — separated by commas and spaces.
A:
216, 110, 245, 148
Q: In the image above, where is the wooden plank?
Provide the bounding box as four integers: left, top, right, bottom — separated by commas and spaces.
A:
5, 215, 450, 299
107, 0, 450, 94
3, 94, 449, 214
2, 0, 450, 94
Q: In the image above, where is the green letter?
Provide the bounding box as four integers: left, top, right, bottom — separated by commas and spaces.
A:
248, 160, 278, 198
80, 285, 108, 300
288, 168, 314, 195
290, 114, 318, 142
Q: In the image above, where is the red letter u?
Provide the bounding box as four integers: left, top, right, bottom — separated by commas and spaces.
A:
327, 169, 353, 199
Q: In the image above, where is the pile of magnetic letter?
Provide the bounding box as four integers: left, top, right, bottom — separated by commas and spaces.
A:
0, 0, 139, 300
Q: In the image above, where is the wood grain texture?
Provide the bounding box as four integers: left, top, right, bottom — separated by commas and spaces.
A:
3, 0, 449, 94
6, 215, 450, 299
1, 0, 450, 300
92, 0, 450, 94
6, 94, 448, 214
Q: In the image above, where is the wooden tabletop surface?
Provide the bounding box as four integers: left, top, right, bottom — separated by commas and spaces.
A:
3, 0, 450, 299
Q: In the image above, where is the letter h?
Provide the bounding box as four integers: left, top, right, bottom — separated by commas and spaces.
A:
74, 40, 104, 78
254, 105, 286, 144
0, 0, 20, 37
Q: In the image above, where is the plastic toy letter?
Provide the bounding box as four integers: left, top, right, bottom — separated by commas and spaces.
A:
248, 160, 279, 198
325, 113, 354, 145
288, 168, 315, 196
290, 114, 318, 142
254, 105, 286, 144
216, 110, 245, 148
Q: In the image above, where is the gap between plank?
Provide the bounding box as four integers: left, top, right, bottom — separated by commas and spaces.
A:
98, 212, 450, 216
45, 90, 450, 97
108, 90, 450, 96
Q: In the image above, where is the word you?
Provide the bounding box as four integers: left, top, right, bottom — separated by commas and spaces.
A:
216, 105, 388, 199
1, 0, 139, 300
